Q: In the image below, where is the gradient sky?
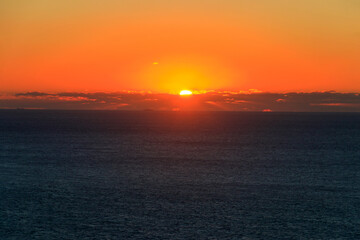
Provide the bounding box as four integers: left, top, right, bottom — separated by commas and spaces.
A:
1, 0, 359, 93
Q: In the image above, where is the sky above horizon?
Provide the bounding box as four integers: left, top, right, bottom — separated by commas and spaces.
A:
1, 0, 360, 93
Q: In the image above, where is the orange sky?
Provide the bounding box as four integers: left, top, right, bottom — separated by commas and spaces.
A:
1, 0, 359, 93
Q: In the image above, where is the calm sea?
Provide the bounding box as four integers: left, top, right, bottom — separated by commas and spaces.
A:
0, 110, 359, 239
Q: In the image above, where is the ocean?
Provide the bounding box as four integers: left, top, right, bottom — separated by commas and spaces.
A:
0, 110, 359, 239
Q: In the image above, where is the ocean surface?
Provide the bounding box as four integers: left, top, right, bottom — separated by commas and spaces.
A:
0, 110, 359, 239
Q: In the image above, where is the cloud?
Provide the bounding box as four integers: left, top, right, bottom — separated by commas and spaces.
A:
1, 91, 360, 112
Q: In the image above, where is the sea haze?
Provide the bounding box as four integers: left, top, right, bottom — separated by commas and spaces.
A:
0, 110, 359, 239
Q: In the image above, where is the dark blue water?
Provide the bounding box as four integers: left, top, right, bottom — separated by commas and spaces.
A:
1, 110, 360, 239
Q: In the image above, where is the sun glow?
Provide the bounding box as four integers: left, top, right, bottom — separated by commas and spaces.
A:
179, 90, 193, 96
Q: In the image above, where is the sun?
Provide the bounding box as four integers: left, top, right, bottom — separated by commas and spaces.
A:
179, 90, 193, 96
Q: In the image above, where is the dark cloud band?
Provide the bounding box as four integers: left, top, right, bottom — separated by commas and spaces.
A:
1, 91, 360, 112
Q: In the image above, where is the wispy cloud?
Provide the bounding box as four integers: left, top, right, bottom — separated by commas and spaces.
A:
1, 91, 360, 112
